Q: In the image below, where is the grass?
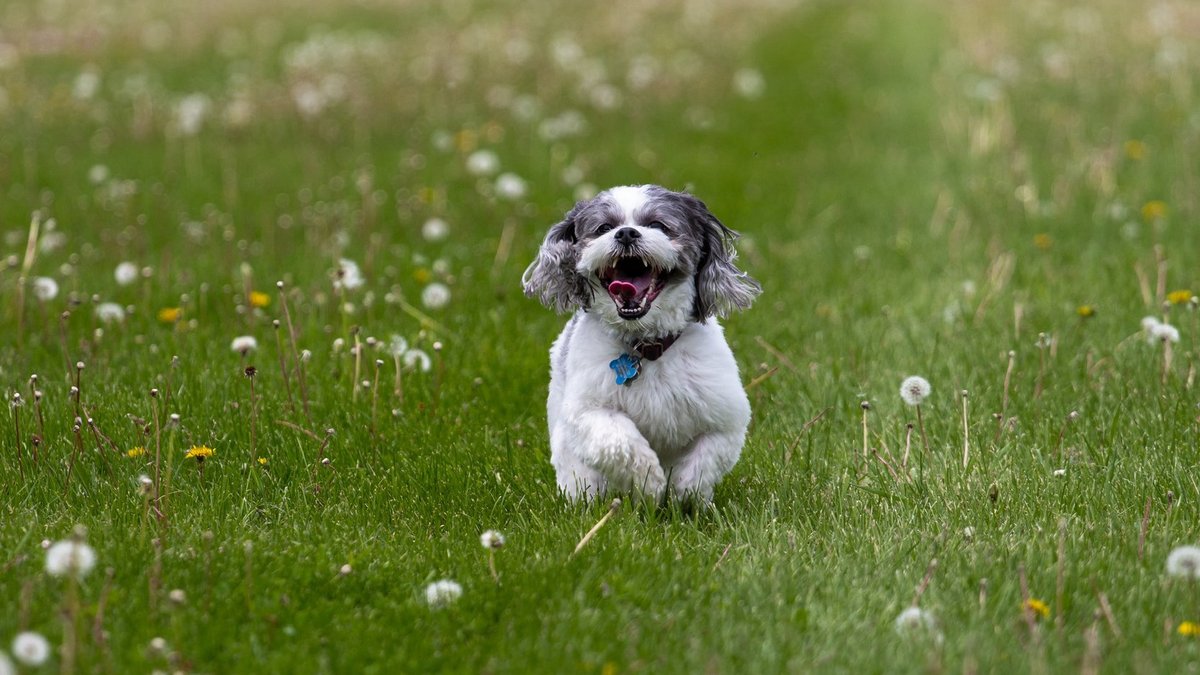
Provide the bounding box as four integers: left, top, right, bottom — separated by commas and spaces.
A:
2, 0, 1200, 671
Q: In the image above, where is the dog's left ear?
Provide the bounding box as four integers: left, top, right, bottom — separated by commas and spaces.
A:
681, 194, 762, 321
521, 203, 592, 313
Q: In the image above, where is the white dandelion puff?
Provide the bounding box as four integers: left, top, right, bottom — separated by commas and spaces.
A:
388, 335, 409, 357
422, 217, 450, 242
45, 539, 97, 578
421, 283, 451, 310
1167, 545, 1200, 578
31, 277, 58, 301
425, 579, 463, 608
732, 67, 766, 99
88, 164, 110, 184
465, 150, 500, 176
335, 258, 365, 291
480, 530, 506, 549
1150, 322, 1180, 344
899, 376, 932, 406
1141, 315, 1161, 331
494, 173, 528, 201
114, 261, 138, 286
11, 632, 50, 666
403, 349, 432, 373
175, 93, 210, 136
893, 606, 942, 642
95, 302, 125, 324
230, 336, 258, 354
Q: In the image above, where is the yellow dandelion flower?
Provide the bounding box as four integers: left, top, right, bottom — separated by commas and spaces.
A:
1168, 290, 1192, 305
413, 268, 432, 284
1142, 200, 1168, 221
454, 128, 478, 153
257, 457, 268, 466
1024, 598, 1050, 620
1179, 621, 1200, 637
249, 291, 271, 308
1124, 140, 1146, 161
1033, 233, 1052, 250
185, 445, 214, 461
157, 307, 182, 324
126, 446, 147, 458
1076, 305, 1096, 318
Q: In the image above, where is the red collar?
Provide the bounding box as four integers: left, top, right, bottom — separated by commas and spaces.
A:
633, 333, 680, 361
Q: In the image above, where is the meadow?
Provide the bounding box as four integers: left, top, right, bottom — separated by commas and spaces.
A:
2, 0, 1200, 671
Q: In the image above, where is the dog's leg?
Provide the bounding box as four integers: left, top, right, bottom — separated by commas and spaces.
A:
550, 423, 608, 501
554, 410, 665, 502
665, 431, 744, 503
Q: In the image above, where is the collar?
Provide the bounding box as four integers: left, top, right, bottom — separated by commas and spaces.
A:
631, 333, 680, 361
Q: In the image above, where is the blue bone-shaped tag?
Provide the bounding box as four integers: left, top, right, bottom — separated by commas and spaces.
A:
609, 353, 641, 386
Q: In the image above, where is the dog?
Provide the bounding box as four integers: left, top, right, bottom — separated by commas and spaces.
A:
522, 185, 761, 503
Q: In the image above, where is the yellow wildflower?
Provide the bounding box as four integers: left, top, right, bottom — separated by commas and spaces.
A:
257, 457, 268, 466
1142, 200, 1168, 221
185, 445, 214, 461
1179, 621, 1200, 637
249, 291, 271, 308
454, 128, 478, 153
126, 446, 147, 458
413, 268, 432, 284
1033, 233, 1052, 250
1123, 140, 1146, 160
1024, 598, 1050, 620
157, 307, 182, 323
1168, 290, 1192, 305
1076, 305, 1095, 318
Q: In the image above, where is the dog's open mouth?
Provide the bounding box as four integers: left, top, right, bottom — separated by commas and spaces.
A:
600, 256, 669, 320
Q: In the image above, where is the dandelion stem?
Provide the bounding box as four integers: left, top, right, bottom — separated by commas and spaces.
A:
1095, 590, 1122, 639
11, 396, 25, 481
915, 404, 930, 458
999, 350, 1015, 439
277, 282, 313, 424
1017, 563, 1040, 643
370, 359, 382, 436
572, 498, 621, 557
901, 423, 913, 470
487, 549, 499, 583
911, 557, 938, 606
860, 401, 871, 467
960, 390, 971, 470
351, 328, 362, 403
92, 567, 115, 651
1055, 518, 1067, 634
1137, 496, 1152, 561
273, 321, 296, 412
151, 390, 164, 525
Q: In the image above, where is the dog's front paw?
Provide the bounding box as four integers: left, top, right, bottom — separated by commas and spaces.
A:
631, 462, 667, 503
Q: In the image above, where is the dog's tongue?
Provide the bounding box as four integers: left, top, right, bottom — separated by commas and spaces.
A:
608, 276, 651, 303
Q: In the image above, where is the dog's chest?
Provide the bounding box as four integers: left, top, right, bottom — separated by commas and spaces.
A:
583, 348, 714, 457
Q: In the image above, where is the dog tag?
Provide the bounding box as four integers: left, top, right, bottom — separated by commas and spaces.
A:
609, 353, 641, 386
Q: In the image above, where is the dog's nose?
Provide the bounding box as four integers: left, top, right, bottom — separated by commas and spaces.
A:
614, 227, 641, 245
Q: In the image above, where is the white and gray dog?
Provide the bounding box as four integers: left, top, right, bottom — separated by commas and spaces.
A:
523, 184, 761, 503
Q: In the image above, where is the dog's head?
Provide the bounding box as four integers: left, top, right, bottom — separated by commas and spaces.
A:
522, 185, 760, 334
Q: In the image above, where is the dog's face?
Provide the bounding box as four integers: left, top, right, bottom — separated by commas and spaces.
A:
523, 185, 760, 334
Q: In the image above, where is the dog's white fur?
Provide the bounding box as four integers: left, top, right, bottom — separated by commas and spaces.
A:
524, 184, 761, 503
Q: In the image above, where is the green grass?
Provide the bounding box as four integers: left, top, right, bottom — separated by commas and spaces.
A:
3, 0, 1200, 671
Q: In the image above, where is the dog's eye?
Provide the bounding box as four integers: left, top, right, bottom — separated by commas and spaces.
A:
646, 221, 666, 230
597, 223, 615, 234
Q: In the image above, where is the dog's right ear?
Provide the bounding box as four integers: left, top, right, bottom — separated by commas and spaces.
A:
522, 204, 591, 313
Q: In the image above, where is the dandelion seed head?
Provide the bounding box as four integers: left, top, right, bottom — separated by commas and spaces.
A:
45, 539, 97, 578
425, 579, 463, 608
31, 277, 58, 301
421, 283, 451, 310
1167, 546, 1200, 578
494, 172, 528, 200
893, 606, 941, 641
340, 563, 352, 576
422, 218, 450, 242
335, 259, 365, 291
114, 262, 138, 286
1150, 322, 1181, 344
465, 149, 499, 176
11, 631, 50, 666
480, 530, 505, 549
899, 376, 931, 406
1142, 315, 1161, 331
95, 302, 125, 324
230, 335, 258, 354
403, 349, 432, 373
